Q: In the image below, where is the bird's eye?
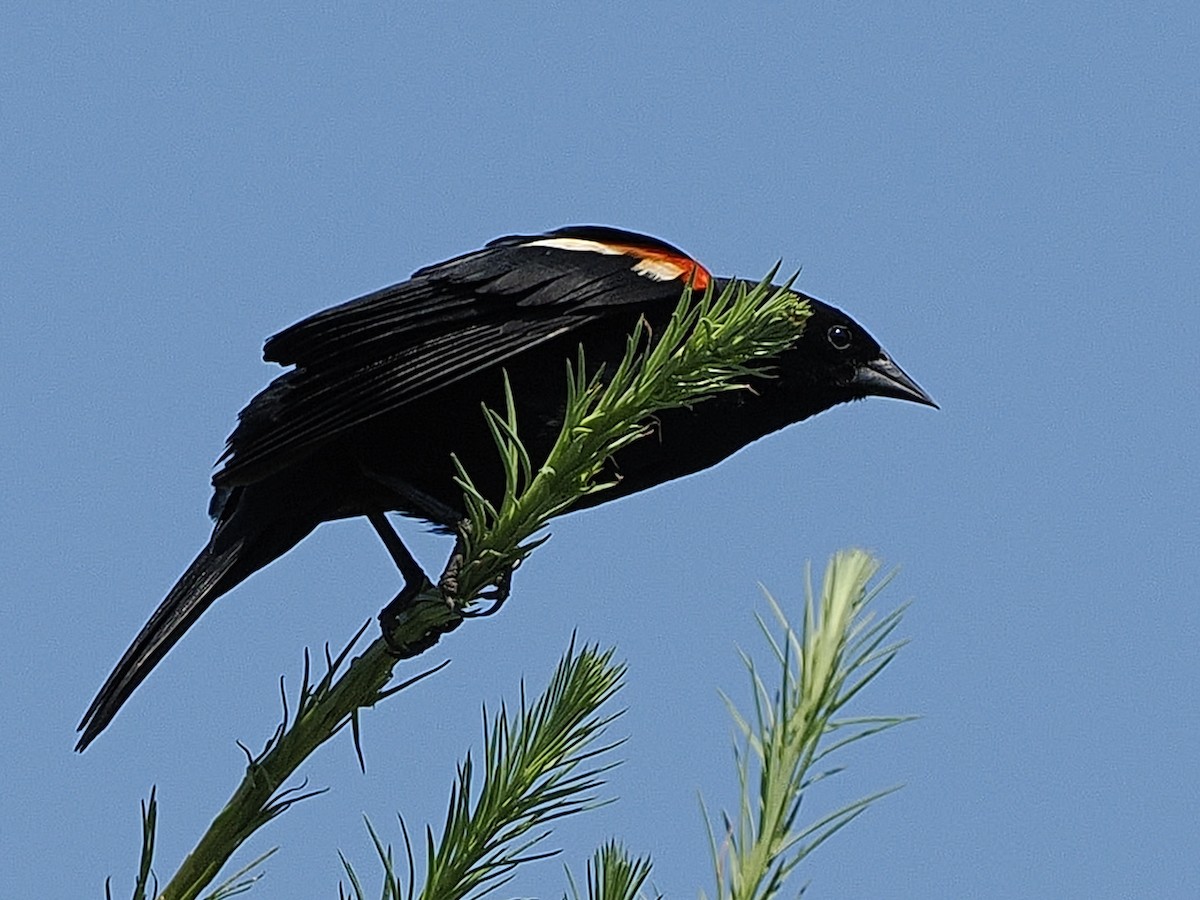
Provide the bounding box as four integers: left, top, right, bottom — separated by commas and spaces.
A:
827, 325, 852, 350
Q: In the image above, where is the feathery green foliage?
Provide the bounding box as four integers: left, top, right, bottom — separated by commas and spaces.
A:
106, 786, 156, 900
705, 549, 912, 900
565, 841, 656, 900
338, 640, 627, 900
419, 640, 625, 899
127, 548, 910, 900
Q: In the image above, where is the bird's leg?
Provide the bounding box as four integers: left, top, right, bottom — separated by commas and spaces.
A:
369, 512, 433, 627
370, 512, 464, 658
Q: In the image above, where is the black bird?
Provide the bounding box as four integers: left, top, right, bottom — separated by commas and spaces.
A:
76, 226, 935, 750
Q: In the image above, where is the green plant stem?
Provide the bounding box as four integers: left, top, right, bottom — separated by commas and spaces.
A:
159, 593, 458, 900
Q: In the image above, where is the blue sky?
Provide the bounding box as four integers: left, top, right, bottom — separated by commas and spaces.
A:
4, 2, 1198, 897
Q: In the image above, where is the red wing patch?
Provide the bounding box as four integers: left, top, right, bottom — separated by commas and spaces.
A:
523, 236, 712, 290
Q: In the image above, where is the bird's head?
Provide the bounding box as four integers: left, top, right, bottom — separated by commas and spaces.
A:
775, 294, 937, 411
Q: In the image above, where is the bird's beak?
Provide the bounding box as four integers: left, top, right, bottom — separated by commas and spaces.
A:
854, 355, 938, 408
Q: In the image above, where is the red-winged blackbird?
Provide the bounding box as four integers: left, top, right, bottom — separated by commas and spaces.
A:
76, 226, 935, 750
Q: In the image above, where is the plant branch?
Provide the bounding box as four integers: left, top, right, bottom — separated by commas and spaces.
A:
707, 549, 911, 900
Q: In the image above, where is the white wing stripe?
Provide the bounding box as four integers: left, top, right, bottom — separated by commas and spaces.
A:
522, 237, 624, 255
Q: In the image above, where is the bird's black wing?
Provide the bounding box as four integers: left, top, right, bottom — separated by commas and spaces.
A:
214, 227, 710, 486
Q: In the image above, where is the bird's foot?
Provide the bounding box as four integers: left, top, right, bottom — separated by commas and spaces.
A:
377, 576, 462, 657
460, 568, 512, 618
378, 576, 430, 628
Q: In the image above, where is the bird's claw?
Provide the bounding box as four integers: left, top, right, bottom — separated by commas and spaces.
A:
461, 568, 513, 618
378, 577, 463, 658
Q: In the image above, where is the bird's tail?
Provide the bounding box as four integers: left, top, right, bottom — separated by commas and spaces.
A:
75, 532, 249, 751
